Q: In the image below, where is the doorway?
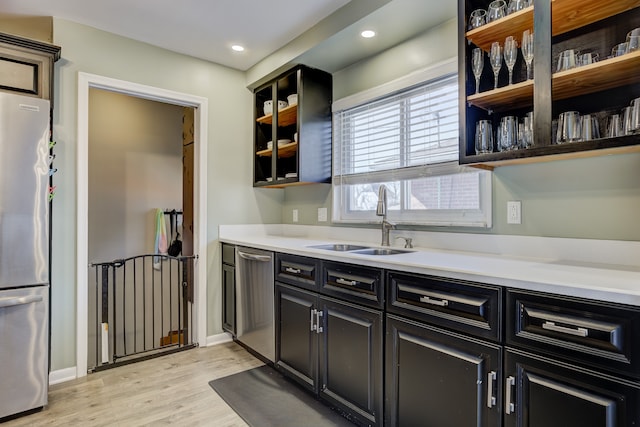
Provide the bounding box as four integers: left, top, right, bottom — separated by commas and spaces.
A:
76, 73, 208, 378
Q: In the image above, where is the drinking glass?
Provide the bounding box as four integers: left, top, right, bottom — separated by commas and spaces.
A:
490, 42, 503, 90
521, 30, 534, 80
469, 9, 486, 29
556, 111, 581, 143
578, 52, 599, 66
612, 42, 628, 57
606, 114, 623, 138
556, 49, 578, 72
622, 106, 634, 135
504, 36, 518, 85
631, 97, 640, 134
487, 0, 506, 22
580, 114, 600, 141
472, 48, 484, 94
508, 0, 526, 14
627, 34, 640, 52
475, 120, 494, 154
520, 112, 533, 148
498, 116, 518, 151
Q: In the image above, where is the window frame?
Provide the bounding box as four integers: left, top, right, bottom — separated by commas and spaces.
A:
331, 59, 493, 228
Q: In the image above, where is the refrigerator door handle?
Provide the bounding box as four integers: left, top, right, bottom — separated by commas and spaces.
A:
0, 295, 43, 308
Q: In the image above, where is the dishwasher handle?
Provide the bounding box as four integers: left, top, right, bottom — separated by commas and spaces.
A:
237, 251, 272, 262
0, 295, 43, 308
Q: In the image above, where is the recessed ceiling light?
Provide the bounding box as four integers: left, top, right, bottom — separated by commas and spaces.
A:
361, 30, 376, 38
231, 45, 245, 52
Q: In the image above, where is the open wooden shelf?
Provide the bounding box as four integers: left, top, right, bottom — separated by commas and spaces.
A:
552, 0, 640, 36
256, 141, 298, 158
466, 0, 640, 52
553, 50, 640, 100
467, 79, 533, 112
466, 6, 533, 51
256, 104, 297, 127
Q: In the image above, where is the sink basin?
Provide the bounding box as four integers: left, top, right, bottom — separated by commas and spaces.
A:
352, 248, 414, 256
308, 244, 371, 251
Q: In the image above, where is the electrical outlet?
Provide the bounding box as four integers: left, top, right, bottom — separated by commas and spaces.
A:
292, 209, 299, 223
317, 207, 328, 222
507, 201, 522, 224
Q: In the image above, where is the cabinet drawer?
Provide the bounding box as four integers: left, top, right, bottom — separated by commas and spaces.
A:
276, 253, 320, 291
507, 289, 640, 380
387, 271, 502, 342
221, 243, 235, 265
321, 261, 383, 309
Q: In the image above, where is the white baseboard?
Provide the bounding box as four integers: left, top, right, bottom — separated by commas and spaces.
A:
49, 366, 77, 385
205, 332, 233, 347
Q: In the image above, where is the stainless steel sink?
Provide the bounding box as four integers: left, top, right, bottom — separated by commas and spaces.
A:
352, 248, 414, 256
308, 244, 371, 251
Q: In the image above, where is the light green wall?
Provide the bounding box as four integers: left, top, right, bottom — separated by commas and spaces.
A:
281, 17, 640, 241
51, 19, 283, 371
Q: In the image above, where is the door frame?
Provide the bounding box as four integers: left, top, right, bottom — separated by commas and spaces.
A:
76, 72, 208, 377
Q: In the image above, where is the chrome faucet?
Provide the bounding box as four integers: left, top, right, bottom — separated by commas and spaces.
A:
376, 184, 395, 246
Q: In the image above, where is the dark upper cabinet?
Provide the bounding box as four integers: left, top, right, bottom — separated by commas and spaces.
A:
459, 0, 640, 167
0, 32, 60, 102
253, 64, 332, 188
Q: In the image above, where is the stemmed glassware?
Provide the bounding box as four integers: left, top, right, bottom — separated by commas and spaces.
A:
504, 36, 518, 85
521, 30, 534, 80
472, 48, 484, 94
490, 42, 503, 90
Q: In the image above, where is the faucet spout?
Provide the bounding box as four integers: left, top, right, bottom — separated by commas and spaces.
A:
376, 185, 394, 246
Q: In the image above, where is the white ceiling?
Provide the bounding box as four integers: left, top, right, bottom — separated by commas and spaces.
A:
0, 0, 456, 72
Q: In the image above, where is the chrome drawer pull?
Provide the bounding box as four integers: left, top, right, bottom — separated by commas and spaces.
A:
336, 278, 357, 287
316, 310, 324, 334
542, 321, 589, 337
486, 371, 497, 408
505, 376, 516, 415
419, 295, 449, 307
285, 267, 302, 274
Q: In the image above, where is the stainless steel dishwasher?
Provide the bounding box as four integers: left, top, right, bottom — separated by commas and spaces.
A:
235, 246, 275, 362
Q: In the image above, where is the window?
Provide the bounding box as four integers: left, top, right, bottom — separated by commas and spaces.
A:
332, 60, 492, 227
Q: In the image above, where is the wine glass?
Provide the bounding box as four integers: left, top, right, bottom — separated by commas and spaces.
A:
489, 42, 503, 90
487, 0, 506, 22
504, 36, 518, 85
522, 30, 534, 80
472, 48, 484, 94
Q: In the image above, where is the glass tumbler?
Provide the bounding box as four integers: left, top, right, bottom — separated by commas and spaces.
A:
469, 9, 486, 29
475, 120, 494, 154
487, 0, 507, 22
498, 116, 518, 151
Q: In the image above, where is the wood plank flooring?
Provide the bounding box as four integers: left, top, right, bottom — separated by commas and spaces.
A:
3, 342, 264, 426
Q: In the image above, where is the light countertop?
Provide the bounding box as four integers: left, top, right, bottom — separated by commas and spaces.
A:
219, 224, 640, 307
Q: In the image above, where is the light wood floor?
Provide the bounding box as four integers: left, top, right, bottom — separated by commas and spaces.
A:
4, 342, 264, 427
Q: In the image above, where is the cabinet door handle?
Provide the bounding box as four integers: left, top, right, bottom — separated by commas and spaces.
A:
0, 295, 43, 308
542, 321, 589, 337
505, 376, 516, 415
336, 278, 357, 287
310, 309, 317, 332
316, 310, 324, 334
285, 267, 302, 274
486, 371, 497, 408
419, 295, 449, 307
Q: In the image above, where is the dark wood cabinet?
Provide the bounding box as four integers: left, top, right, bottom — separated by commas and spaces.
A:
221, 244, 235, 335
0, 32, 60, 101
504, 348, 640, 427
253, 64, 332, 188
275, 253, 384, 427
459, 0, 640, 168
385, 314, 503, 427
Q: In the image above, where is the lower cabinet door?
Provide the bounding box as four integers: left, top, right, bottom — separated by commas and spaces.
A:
504, 348, 640, 427
385, 314, 502, 427
275, 283, 318, 393
318, 296, 383, 427
221, 263, 235, 335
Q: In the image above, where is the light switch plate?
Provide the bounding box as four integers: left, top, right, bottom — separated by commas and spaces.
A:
292, 209, 299, 223
507, 201, 521, 224
317, 207, 328, 222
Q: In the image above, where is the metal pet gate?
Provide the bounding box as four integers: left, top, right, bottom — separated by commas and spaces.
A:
88, 254, 196, 372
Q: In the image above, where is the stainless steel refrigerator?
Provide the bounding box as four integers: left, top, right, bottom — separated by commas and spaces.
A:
0, 92, 50, 419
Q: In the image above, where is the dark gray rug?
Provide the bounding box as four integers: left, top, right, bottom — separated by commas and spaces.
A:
209, 365, 355, 427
